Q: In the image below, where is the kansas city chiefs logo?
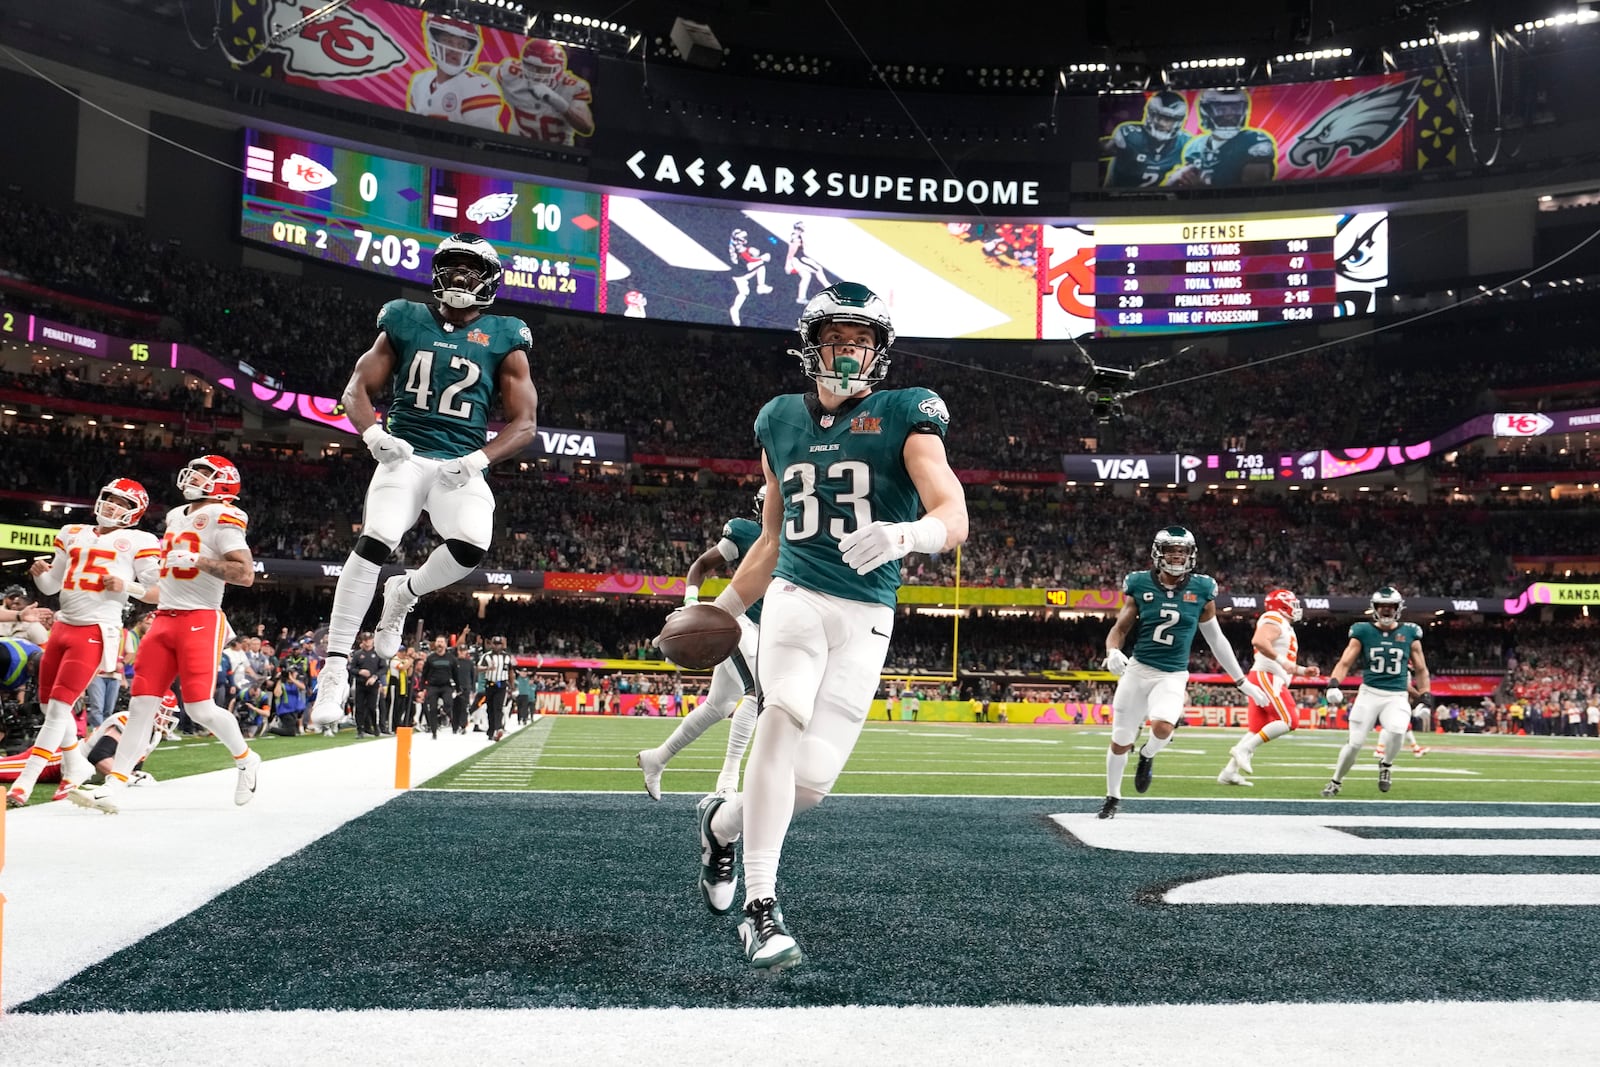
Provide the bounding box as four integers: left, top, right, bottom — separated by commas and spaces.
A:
281, 153, 337, 192
266, 0, 406, 80
1287, 78, 1422, 171
466, 192, 519, 224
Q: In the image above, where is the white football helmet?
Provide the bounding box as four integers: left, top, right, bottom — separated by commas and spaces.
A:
792, 282, 894, 397
1197, 88, 1249, 140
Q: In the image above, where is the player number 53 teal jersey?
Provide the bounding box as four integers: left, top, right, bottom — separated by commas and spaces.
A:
1122, 570, 1218, 674
1350, 621, 1422, 692
377, 299, 532, 459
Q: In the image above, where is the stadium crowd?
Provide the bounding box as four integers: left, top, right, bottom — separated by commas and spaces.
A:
6, 194, 1600, 467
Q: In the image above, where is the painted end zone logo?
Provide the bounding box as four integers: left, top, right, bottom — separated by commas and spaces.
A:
1053, 813, 1600, 905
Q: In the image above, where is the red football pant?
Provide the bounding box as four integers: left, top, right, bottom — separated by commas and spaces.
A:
131, 609, 227, 701
38, 621, 106, 706
1245, 669, 1297, 734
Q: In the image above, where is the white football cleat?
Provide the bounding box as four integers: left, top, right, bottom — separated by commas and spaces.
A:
1217, 769, 1253, 786
60, 744, 95, 788
636, 749, 664, 801
1228, 742, 1255, 776
235, 750, 262, 806
69, 781, 122, 814
309, 658, 350, 727
373, 575, 419, 659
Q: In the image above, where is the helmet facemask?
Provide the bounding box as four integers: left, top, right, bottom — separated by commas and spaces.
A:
178, 458, 238, 502
1371, 588, 1405, 630
94, 481, 147, 528
1145, 92, 1188, 142
1151, 527, 1197, 579
792, 283, 895, 398
431, 234, 503, 310
427, 21, 480, 77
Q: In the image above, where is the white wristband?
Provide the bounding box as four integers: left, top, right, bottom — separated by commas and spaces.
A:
125, 581, 147, 600
461, 449, 490, 472
905, 516, 948, 555
361, 424, 387, 445
684, 584, 700, 604
712, 586, 747, 618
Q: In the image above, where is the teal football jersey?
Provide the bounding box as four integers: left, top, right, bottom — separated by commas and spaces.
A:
1351, 621, 1422, 692
377, 300, 531, 459
1123, 570, 1218, 673
756, 387, 950, 608
720, 516, 765, 626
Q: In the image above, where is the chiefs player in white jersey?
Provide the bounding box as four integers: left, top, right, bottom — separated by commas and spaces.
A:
6, 479, 161, 809
82, 457, 261, 812
406, 14, 505, 132
492, 39, 594, 145
1217, 588, 1319, 786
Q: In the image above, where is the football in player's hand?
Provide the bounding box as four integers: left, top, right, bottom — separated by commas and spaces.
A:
653, 603, 740, 670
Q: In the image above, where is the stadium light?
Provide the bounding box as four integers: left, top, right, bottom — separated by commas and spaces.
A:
1274, 47, 1353, 62
1400, 30, 1480, 49
1514, 11, 1600, 31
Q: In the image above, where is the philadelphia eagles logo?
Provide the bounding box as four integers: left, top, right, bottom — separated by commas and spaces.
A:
1287, 79, 1422, 171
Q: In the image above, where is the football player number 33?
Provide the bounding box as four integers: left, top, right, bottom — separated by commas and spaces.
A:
783, 460, 871, 541
403, 349, 481, 421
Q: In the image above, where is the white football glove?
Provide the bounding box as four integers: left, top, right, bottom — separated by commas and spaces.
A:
438, 449, 490, 490
839, 521, 914, 575
1103, 648, 1130, 676
164, 548, 201, 572
1237, 678, 1271, 706
1325, 686, 1345, 706
362, 424, 414, 467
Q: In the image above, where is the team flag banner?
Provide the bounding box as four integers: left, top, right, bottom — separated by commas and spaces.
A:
1098, 70, 1460, 188
221, 0, 597, 146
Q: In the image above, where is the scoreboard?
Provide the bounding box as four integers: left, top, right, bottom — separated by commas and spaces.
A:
238, 130, 604, 313
1093, 216, 1341, 335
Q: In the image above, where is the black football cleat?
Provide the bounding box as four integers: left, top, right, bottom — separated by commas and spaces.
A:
1134, 753, 1155, 794
1378, 763, 1393, 793
1097, 795, 1120, 820
1321, 779, 1342, 797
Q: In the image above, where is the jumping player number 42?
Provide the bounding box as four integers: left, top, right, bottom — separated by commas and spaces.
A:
310, 232, 537, 726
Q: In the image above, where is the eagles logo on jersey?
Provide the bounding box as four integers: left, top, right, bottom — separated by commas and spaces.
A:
1103, 91, 1190, 187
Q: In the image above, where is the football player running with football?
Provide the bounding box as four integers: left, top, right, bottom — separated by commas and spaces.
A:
310, 234, 538, 728
1217, 588, 1319, 786
676, 282, 968, 972
81, 457, 260, 811
1320, 587, 1431, 796
636, 486, 767, 801
1099, 527, 1268, 818
7, 479, 161, 809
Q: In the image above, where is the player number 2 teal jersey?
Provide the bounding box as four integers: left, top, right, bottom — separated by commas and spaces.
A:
377, 299, 531, 459
755, 387, 949, 609
720, 516, 765, 626
1350, 621, 1422, 692
1123, 570, 1218, 674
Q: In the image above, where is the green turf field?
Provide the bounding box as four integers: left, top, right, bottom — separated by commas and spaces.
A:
421, 716, 1600, 804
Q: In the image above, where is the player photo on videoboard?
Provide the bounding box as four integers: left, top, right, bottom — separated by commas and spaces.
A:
604, 196, 1040, 339
227, 0, 596, 147
1097, 72, 1454, 189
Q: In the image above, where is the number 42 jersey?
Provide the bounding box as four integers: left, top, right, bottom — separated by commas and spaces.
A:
377, 299, 532, 460
755, 387, 949, 609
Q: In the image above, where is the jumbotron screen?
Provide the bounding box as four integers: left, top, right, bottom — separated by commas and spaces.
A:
238, 128, 1388, 339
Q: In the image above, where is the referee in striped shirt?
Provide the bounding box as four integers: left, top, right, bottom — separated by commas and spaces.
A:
477, 636, 515, 742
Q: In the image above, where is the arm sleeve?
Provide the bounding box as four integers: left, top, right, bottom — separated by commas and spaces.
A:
716, 538, 741, 562
32, 546, 68, 597
1199, 616, 1247, 683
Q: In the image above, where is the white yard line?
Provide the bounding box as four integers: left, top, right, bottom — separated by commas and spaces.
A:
0, 1001, 1595, 1066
